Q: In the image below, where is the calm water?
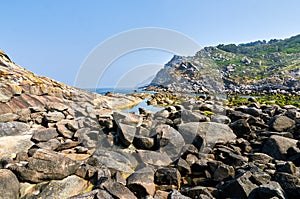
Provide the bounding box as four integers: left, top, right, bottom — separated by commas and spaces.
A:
88, 88, 163, 113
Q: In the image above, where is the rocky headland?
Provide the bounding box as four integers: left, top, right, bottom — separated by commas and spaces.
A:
0, 45, 300, 199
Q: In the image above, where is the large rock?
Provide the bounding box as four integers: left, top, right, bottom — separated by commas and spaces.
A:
155, 167, 181, 189
0, 113, 19, 122
249, 181, 287, 199
178, 122, 236, 149
31, 128, 58, 142
127, 167, 156, 197
8, 149, 79, 183
154, 125, 185, 160
102, 180, 137, 199
0, 122, 30, 137
0, 169, 20, 199
222, 171, 257, 199
0, 135, 33, 159
270, 115, 295, 132
35, 175, 88, 198
117, 123, 136, 147
138, 150, 172, 167
180, 109, 210, 123
262, 135, 298, 160
88, 149, 137, 174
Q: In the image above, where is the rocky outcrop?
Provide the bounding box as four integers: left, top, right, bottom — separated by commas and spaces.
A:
1, 49, 300, 198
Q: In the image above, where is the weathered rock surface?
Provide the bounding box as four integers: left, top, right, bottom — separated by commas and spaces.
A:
1, 50, 300, 198
0, 169, 20, 199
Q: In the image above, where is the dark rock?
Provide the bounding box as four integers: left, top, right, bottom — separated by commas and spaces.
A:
270, 115, 295, 132
221, 171, 257, 199
181, 186, 215, 199
74, 128, 112, 149
0, 122, 30, 137
211, 114, 231, 124
138, 150, 172, 167
178, 122, 236, 149
154, 125, 185, 160
31, 128, 58, 142
262, 135, 298, 160
0, 169, 20, 199
8, 149, 79, 183
229, 119, 251, 138
180, 109, 210, 123
274, 172, 300, 198
276, 161, 296, 175
176, 158, 191, 176
155, 167, 181, 189
133, 135, 155, 150
249, 181, 287, 199
89, 149, 137, 174
127, 167, 155, 197
117, 123, 136, 147
36, 138, 61, 150
250, 170, 271, 185
211, 162, 235, 181
102, 180, 137, 199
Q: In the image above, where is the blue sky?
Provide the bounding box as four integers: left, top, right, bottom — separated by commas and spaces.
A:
1, 0, 300, 88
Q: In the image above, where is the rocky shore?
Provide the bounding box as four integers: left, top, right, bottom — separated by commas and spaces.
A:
1, 50, 300, 199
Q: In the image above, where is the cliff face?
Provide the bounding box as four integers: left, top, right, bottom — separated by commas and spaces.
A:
149, 35, 300, 94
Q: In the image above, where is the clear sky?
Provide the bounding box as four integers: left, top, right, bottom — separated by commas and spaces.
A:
1, 0, 300, 88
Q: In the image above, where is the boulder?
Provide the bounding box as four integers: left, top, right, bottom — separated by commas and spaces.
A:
180, 109, 210, 123
31, 128, 58, 142
222, 171, 257, 199
154, 125, 185, 160
0, 122, 30, 137
133, 135, 155, 150
270, 115, 295, 132
8, 149, 79, 183
46, 102, 69, 112
211, 114, 231, 124
138, 150, 172, 167
0, 113, 19, 122
274, 172, 300, 198
35, 175, 88, 198
178, 122, 236, 149
249, 181, 287, 199
57, 123, 74, 138
229, 119, 251, 138
102, 180, 137, 199
0, 169, 20, 199
89, 149, 137, 174
155, 167, 181, 189
44, 111, 65, 123
262, 135, 298, 160
127, 167, 156, 197
117, 123, 136, 147
0, 135, 33, 159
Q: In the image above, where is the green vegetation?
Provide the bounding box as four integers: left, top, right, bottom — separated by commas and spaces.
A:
193, 34, 300, 84
228, 94, 300, 108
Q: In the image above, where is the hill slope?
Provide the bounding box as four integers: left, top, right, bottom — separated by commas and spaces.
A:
148, 34, 300, 94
